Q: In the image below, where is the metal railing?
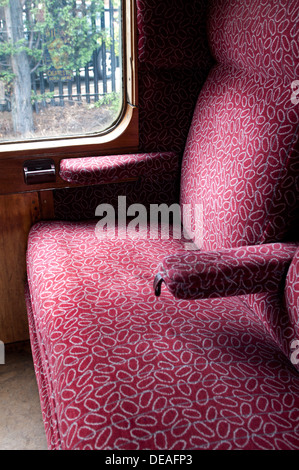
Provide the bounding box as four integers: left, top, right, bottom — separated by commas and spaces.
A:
0, 3, 120, 113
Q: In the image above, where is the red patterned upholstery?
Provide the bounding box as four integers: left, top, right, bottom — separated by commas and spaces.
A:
286, 248, 299, 352
137, 0, 211, 69
137, 67, 210, 154
136, 0, 213, 153
180, 66, 299, 248
208, 0, 299, 79
181, 0, 299, 249
26, 0, 299, 451
59, 153, 179, 186
177, 0, 299, 374
55, 152, 180, 221
26, 221, 299, 450
246, 247, 299, 372
156, 243, 298, 301
53, 0, 213, 217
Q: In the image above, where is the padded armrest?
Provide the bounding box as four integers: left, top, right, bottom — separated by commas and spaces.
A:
154, 243, 298, 299
59, 152, 179, 185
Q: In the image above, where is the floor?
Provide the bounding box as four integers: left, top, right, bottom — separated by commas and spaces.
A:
0, 341, 48, 450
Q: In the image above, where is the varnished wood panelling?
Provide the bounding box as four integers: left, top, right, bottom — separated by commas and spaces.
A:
0, 192, 40, 343
38, 191, 55, 220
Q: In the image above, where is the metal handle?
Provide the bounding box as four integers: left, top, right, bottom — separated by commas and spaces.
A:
24, 159, 56, 185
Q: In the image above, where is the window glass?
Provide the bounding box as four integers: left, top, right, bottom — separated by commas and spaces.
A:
0, 0, 122, 142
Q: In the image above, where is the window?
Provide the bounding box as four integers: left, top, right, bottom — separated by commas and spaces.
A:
0, 0, 137, 156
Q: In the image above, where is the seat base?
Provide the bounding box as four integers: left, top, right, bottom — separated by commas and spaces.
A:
26, 220, 299, 450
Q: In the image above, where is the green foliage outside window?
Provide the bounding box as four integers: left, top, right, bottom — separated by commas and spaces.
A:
0, 0, 121, 137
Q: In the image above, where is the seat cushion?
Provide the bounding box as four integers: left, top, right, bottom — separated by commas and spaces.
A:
26, 220, 299, 450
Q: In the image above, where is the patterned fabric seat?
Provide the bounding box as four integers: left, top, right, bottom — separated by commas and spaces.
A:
26, 0, 299, 450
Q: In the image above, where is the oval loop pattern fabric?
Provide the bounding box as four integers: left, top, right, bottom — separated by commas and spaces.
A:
26, 0, 299, 452
26, 221, 299, 450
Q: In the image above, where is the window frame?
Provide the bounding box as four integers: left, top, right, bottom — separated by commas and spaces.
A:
0, 0, 138, 164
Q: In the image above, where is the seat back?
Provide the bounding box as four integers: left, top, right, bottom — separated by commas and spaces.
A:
180, 0, 299, 250
179, 0, 299, 366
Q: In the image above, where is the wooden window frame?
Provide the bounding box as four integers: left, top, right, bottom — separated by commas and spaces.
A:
0, 0, 138, 196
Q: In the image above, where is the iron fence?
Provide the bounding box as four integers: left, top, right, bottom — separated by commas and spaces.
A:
0, 2, 120, 113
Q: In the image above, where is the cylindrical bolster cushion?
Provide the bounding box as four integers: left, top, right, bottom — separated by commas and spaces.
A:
60, 152, 179, 185
156, 243, 298, 300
